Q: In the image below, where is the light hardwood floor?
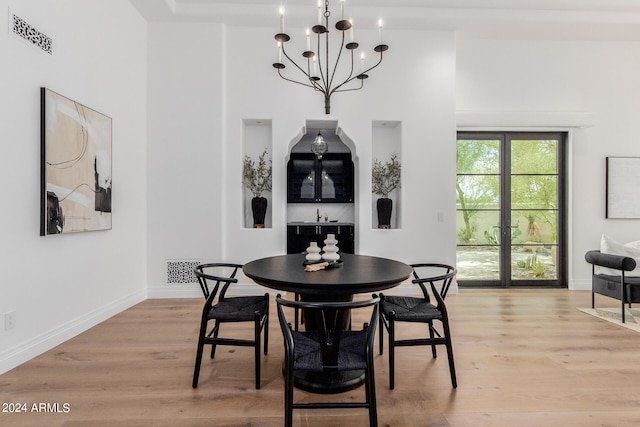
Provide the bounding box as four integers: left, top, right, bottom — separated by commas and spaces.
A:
2, 290, 640, 427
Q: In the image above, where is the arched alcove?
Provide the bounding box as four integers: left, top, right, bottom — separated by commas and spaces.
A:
286, 119, 356, 254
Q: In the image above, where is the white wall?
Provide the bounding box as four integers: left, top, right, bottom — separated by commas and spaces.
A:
0, 0, 147, 373
146, 23, 457, 296
146, 22, 226, 297
456, 38, 640, 289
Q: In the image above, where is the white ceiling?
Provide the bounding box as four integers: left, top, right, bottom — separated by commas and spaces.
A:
129, 0, 640, 40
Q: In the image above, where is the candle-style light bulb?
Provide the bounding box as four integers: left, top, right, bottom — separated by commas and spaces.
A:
349, 18, 354, 42
279, 7, 285, 33
317, 0, 322, 25
341, 0, 345, 19
306, 28, 311, 51
278, 41, 282, 63
313, 56, 318, 77
378, 18, 383, 43
360, 52, 365, 73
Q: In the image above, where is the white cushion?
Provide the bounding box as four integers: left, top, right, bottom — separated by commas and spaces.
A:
597, 234, 640, 276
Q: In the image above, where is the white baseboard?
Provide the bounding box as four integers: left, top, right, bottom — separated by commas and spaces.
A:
147, 286, 202, 298
147, 281, 273, 299
569, 278, 592, 291
0, 289, 146, 375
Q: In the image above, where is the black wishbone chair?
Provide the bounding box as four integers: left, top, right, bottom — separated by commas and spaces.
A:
276, 294, 380, 427
378, 263, 457, 390
192, 263, 269, 389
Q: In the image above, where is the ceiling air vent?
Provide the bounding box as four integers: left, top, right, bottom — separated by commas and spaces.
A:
11, 13, 53, 55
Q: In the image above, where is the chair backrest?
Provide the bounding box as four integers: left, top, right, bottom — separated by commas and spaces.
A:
194, 263, 243, 299
410, 263, 457, 300
275, 295, 380, 369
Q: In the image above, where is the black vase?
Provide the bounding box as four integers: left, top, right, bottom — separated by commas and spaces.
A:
252, 196, 267, 228
377, 197, 392, 229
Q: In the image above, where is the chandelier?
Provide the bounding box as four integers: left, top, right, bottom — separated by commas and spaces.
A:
273, 1, 389, 115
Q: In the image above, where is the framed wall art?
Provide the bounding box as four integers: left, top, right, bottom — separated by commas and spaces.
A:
40, 88, 112, 235
606, 156, 640, 219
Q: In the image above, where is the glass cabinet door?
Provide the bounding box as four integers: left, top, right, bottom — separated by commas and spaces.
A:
288, 154, 354, 203
319, 158, 353, 202
288, 157, 317, 202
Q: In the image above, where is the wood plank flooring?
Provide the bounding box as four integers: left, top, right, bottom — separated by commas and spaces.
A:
2, 290, 640, 426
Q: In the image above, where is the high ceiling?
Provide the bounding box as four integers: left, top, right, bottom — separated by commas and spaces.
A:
130, 0, 640, 40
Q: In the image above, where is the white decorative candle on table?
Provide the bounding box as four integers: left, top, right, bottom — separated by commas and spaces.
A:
322, 234, 340, 261
306, 242, 322, 261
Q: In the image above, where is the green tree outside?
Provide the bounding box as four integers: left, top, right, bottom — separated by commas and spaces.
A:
456, 138, 558, 244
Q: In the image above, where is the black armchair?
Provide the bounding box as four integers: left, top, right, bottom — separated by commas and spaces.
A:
584, 250, 639, 323
192, 263, 269, 389
275, 294, 380, 427
378, 263, 457, 390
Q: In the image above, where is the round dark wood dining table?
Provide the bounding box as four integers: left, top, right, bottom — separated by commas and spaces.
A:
243, 253, 413, 296
243, 253, 413, 393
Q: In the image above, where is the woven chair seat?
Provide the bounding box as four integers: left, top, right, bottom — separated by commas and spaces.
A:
292, 329, 369, 371
207, 296, 268, 321
381, 296, 441, 322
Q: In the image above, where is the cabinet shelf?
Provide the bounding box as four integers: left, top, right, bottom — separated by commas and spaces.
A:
287, 223, 354, 254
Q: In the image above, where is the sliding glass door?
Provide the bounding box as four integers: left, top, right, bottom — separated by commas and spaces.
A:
456, 132, 567, 287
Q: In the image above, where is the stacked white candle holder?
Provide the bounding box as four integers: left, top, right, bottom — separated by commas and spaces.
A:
321, 234, 340, 262
305, 242, 322, 261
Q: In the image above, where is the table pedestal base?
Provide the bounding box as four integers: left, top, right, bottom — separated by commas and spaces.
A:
294, 369, 365, 394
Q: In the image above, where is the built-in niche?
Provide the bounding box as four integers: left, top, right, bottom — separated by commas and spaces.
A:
243, 119, 272, 229
287, 136, 354, 204
372, 120, 402, 229
286, 120, 356, 252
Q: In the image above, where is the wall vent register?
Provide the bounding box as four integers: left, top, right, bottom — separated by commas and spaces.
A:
165, 260, 202, 285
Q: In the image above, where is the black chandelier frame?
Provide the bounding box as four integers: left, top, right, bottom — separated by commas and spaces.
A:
273, 1, 388, 114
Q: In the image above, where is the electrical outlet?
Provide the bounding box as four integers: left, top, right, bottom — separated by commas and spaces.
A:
4, 312, 16, 331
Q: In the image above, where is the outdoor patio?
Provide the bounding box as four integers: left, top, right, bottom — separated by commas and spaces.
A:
456, 245, 557, 281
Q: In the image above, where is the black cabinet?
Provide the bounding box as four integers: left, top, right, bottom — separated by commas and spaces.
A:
287, 224, 354, 254
287, 153, 354, 203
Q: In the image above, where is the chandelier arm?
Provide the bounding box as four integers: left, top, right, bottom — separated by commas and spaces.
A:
328, 48, 357, 96
346, 44, 356, 82
332, 78, 365, 93
335, 49, 385, 92
281, 45, 327, 93
277, 68, 318, 89
330, 78, 359, 95
325, 29, 331, 89
361, 50, 385, 76
328, 29, 348, 90
315, 33, 329, 94
281, 45, 311, 78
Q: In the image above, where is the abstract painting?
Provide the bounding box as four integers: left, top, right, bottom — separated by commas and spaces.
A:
606, 156, 640, 219
40, 88, 112, 235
